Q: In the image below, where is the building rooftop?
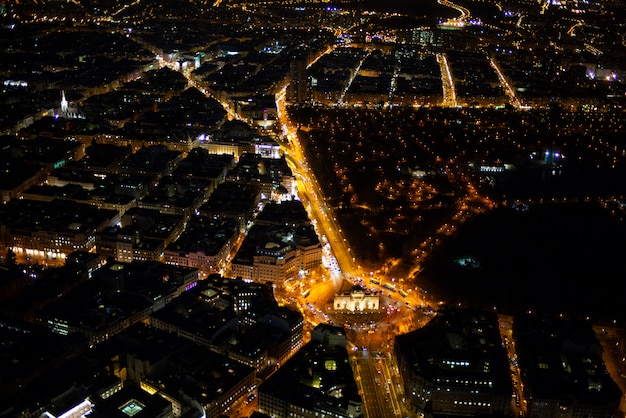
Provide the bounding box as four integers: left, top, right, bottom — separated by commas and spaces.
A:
395, 308, 512, 395
0, 158, 46, 195
232, 223, 320, 266
172, 148, 234, 180
259, 326, 361, 416
0, 198, 118, 234
165, 217, 239, 257
31, 260, 197, 338
199, 181, 261, 219
513, 312, 622, 406
89, 384, 173, 418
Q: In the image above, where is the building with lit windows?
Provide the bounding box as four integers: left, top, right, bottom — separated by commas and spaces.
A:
40, 261, 199, 346
164, 217, 239, 273
226, 153, 297, 202
199, 136, 281, 162
79, 131, 202, 154
230, 224, 322, 283
229, 342, 269, 375
88, 384, 173, 418
258, 306, 305, 366
0, 199, 119, 263
65, 250, 106, 279
96, 207, 185, 263
258, 323, 362, 418
114, 175, 154, 200
395, 308, 512, 417
47, 167, 100, 190
235, 94, 279, 129
149, 276, 303, 378
109, 323, 254, 418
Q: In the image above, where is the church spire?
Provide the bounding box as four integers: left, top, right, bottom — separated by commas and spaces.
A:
60, 90, 68, 114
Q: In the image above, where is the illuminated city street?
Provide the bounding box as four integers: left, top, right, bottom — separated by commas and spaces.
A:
276, 88, 359, 280
2, 0, 626, 416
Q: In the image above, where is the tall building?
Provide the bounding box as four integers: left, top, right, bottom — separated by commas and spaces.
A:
287, 56, 309, 104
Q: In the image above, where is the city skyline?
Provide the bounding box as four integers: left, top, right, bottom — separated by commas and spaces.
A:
1, 0, 626, 416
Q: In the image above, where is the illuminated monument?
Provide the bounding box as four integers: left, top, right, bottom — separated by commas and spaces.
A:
333, 285, 380, 312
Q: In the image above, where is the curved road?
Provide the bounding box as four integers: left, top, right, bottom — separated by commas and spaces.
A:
437, 0, 470, 20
